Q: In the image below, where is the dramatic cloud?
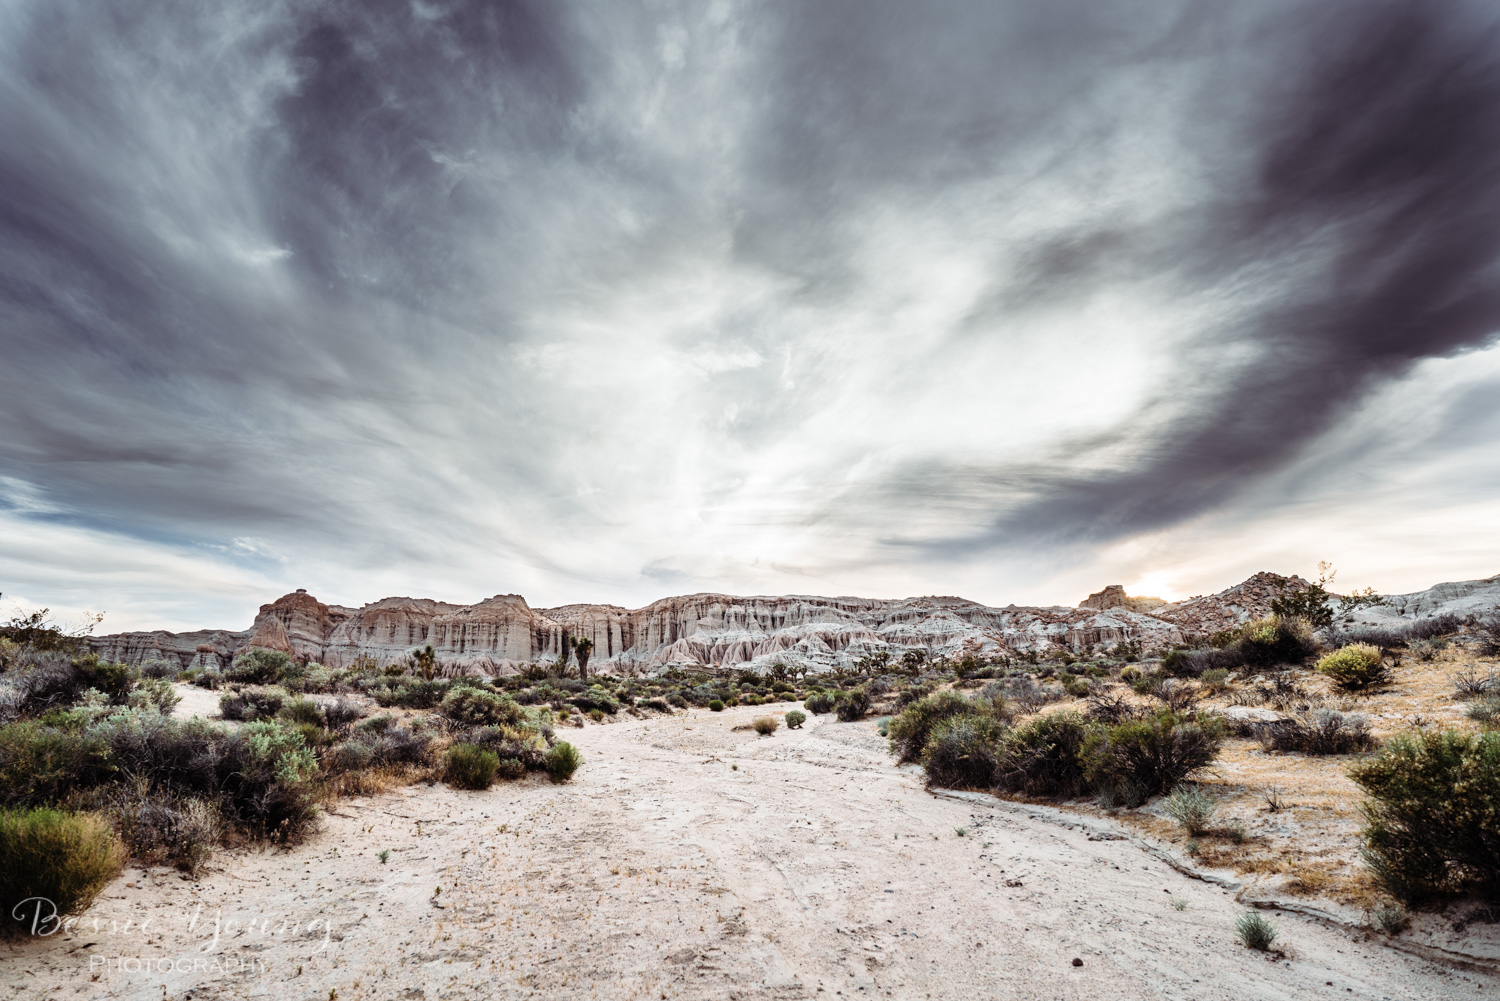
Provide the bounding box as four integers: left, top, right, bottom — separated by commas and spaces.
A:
1, 0, 1497, 628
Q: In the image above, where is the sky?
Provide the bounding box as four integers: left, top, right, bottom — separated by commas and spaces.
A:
3, 0, 1500, 632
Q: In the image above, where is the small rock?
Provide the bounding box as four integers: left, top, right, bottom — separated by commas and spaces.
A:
1222, 706, 1286, 723
1071, 957, 1083, 967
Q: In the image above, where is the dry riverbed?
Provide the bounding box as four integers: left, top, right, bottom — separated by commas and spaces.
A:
3, 704, 1493, 1000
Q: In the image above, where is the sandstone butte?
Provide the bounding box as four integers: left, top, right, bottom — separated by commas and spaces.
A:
85, 571, 1500, 676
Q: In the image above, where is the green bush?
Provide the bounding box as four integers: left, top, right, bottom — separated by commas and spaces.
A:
446, 743, 500, 790
278, 697, 324, 727
0, 722, 112, 807
922, 714, 1004, 789
439, 687, 525, 728
1350, 729, 1500, 902
784, 710, 807, 729
1083, 710, 1224, 801
70, 656, 134, 705
752, 716, 779, 735
993, 711, 1092, 798
545, 741, 583, 783
804, 691, 837, 715
0, 808, 124, 933
1317, 644, 1390, 692
708, 700, 725, 712
128, 676, 181, 714
1235, 911, 1277, 951
495, 757, 526, 781
366, 677, 450, 709
1163, 785, 1218, 835
226, 647, 294, 685
215, 720, 319, 842
888, 691, 986, 762
1235, 615, 1317, 670
219, 686, 287, 721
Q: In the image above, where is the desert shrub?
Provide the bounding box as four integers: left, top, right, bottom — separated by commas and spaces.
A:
439, 687, 525, 728
219, 686, 287, 721
321, 698, 365, 730
897, 683, 934, 708
1163, 785, 1218, 835
1476, 616, 1500, 658
1453, 668, 1500, 699
9, 654, 128, 716
804, 691, 837, 714
278, 697, 324, 727
922, 714, 1005, 790
71, 657, 134, 705
495, 757, 525, 781
1264, 710, 1377, 755
1004, 674, 1067, 712
369, 678, 449, 709
1373, 903, 1411, 935
1153, 679, 1202, 713
545, 741, 583, 783
835, 688, 872, 722
1082, 692, 1142, 726
0, 808, 124, 932
1235, 911, 1277, 951
226, 648, 293, 685
1083, 710, 1224, 801
1350, 729, 1500, 902
138, 659, 179, 680
646, 698, 671, 713
1235, 616, 1317, 670
1409, 614, 1464, 642
709, 699, 725, 712
109, 781, 220, 875
888, 691, 980, 763
752, 716, 780, 735
128, 676, 181, 714
445, 743, 500, 790
568, 686, 620, 715
993, 711, 1092, 798
91, 711, 221, 793
1317, 644, 1389, 692
1466, 696, 1500, 726
1199, 669, 1230, 694
214, 720, 319, 842
784, 709, 806, 729
0, 722, 113, 807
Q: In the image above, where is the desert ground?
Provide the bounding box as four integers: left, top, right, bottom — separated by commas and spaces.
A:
4, 699, 1495, 1001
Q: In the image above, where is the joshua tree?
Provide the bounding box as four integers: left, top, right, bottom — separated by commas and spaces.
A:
411, 643, 437, 680
571, 635, 595, 681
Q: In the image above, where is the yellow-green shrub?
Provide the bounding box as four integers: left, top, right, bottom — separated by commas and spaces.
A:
1317, 643, 1389, 691
0, 808, 123, 933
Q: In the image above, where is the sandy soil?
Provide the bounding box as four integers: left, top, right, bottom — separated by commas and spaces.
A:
4, 702, 1493, 1000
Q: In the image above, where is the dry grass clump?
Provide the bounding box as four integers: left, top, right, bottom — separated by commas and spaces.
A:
0, 808, 124, 932
751, 716, 780, 735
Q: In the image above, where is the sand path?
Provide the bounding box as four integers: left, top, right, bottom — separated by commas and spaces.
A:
3, 704, 1489, 999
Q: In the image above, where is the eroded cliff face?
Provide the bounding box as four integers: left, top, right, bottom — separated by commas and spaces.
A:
85, 570, 1497, 674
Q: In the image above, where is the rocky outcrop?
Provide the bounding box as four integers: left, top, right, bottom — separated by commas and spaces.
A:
86, 570, 1498, 675
1078, 585, 1166, 613
1152, 571, 1309, 638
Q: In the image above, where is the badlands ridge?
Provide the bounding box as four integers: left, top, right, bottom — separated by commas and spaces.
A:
88, 571, 1500, 675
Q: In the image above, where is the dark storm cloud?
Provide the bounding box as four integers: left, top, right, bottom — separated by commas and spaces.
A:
871, 0, 1500, 550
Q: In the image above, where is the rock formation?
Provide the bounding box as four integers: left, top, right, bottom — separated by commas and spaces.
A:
1078, 585, 1166, 613
86, 570, 1499, 675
